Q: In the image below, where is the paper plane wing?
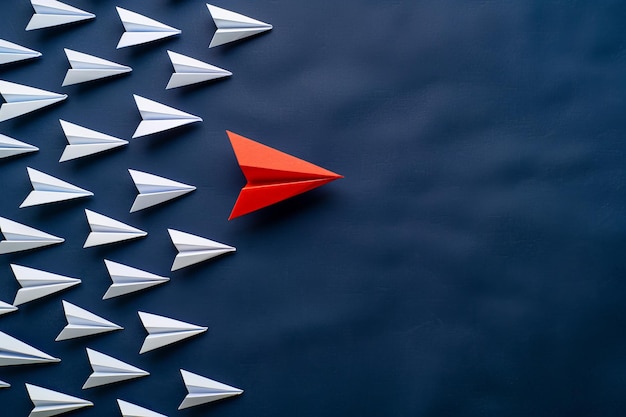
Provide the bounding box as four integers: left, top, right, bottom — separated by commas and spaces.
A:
83, 348, 149, 389
116, 7, 181, 48
207, 4, 272, 48
117, 400, 167, 417
11, 264, 81, 306
138, 311, 207, 354
0, 380, 9, 388
0, 300, 17, 316
103, 260, 169, 299
132, 95, 202, 138
0, 39, 41, 65
21, 167, 93, 208
0, 134, 38, 159
128, 169, 196, 212
0, 216, 64, 254
59, 120, 128, 162
84, 209, 146, 248
26, 0, 95, 31
166, 50, 231, 89
168, 229, 235, 271
0, 80, 66, 122
26, 384, 92, 417
179, 369, 242, 409
63, 49, 131, 86
0, 331, 60, 366
56, 300, 122, 341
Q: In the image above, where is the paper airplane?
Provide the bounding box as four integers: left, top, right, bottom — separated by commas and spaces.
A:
59, 120, 128, 162
83, 348, 149, 389
11, 264, 81, 306
84, 209, 146, 248
0, 216, 64, 254
117, 400, 167, 417
132, 95, 202, 138
138, 311, 207, 354
0, 39, 41, 65
179, 369, 242, 409
20, 167, 93, 208
166, 50, 231, 89
207, 4, 272, 48
56, 300, 123, 341
26, 0, 94, 31
26, 383, 92, 417
227, 131, 343, 219
168, 229, 235, 271
0, 134, 38, 159
103, 260, 169, 299
0, 380, 9, 388
128, 169, 195, 213
0, 331, 60, 366
116, 7, 181, 49
0, 80, 67, 122
62, 49, 131, 87
0, 300, 18, 317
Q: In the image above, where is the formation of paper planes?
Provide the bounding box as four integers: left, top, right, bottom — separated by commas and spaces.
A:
0, 134, 38, 159
207, 4, 272, 48
116, 7, 181, 49
56, 300, 122, 341
132, 95, 202, 138
168, 229, 235, 271
166, 51, 231, 89
138, 311, 207, 354
26, 383, 92, 417
0, 331, 60, 366
11, 264, 81, 306
129, 169, 196, 213
0, 300, 18, 316
84, 209, 146, 248
0, 80, 66, 122
179, 369, 242, 409
59, 120, 128, 162
20, 167, 93, 208
117, 400, 167, 417
26, 0, 94, 31
0, 39, 41, 65
103, 260, 169, 299
0, 217, 64, 254
62, 49, 131, 87
83, 348, 149, 389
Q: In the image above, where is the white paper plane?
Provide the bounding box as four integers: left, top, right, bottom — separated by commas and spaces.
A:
11, 264, 81, 306
56, 300, 123, 341
116, 7, 181, 49
0, 216, 64, 254
0, 134, 38, 159
0, 300, 18, 317
62, 49, 131, 87
0, 80, 67, 122
26, 383, 93, 417
103, 260, 169, 300
138, 312, 207, 354
168, 229, 235, 271
166, 51, 231, 89
179, 369, 242, 409
117, 400, 167, 417
0, 331, 60, 366
0, 380, 9, 388
84, 209, 146, 248
83, 348, 149, 389
26, 0, 94, 31
59, 120, 128, 162
207, 4, 272, 48
21, 167, 93, 208
129, 169, 195, 213
132, 95, 202, 138
0, 39, 41, 65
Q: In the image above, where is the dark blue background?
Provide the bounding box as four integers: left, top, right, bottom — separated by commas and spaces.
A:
1, 0, 625, 416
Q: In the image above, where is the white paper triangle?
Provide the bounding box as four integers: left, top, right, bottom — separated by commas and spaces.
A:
0, 300, 17, 317
11, 264, 81, 306
116, 7, 181, 49
129, 169, 195, 213
0, 380, 9, 388
83, 348, 149, 389
132, 95, 202, 138
138, 312, 207, 354
103, 259, 169, 299
20, 167, 93, 208
84, 209, 146, 248
59, 119, 128, 162
0, 133, 38, 159
166, 51, 231, 89
117, 400, 167, 417
0, 216, 64, 254
179, 369, 242, 409
0, 39, 41, 65
56, 300, 123, 341
0, 80, 67, 122
207, 4, 272, 48
168, 229, 235, 271
0, 331, 60, 366
26, 0, 94, 31
26, 384, 92, 417
62, 49, 131, 86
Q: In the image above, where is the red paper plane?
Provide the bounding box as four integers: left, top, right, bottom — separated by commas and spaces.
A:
227, 131, 343, 219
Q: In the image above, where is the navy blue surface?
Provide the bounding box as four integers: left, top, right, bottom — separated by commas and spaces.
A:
1, 1, 626, 416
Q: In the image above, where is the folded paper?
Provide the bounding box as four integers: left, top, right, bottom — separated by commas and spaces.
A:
0, 39, 41, 65
0, 331, 60, 366
179, 369, 242, 409
62, 49, 131, 86
0, 216, 64, 254
0, 300, 17, 317
0, 80, 66, 122
11, 264, 81, 306
117, 400, 167, 417
132, 95, 202, 138
138, 311, 207, 354
207, 4, 272, 48
168, 229, 235, 271
83, 348, 149, 389
84, 209, 146, 248
103, 260, 169, 299
59, 120, 128, 162
0, 380, 8, 388
129, 169, 195, 213
116, 7, 180, 49
26, 0, 94, 31
166, 50, 231, 89
21, 167, 93, 208
0, 134, 38, 159
56, 300, 122, 341
26, 383, 92, 417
